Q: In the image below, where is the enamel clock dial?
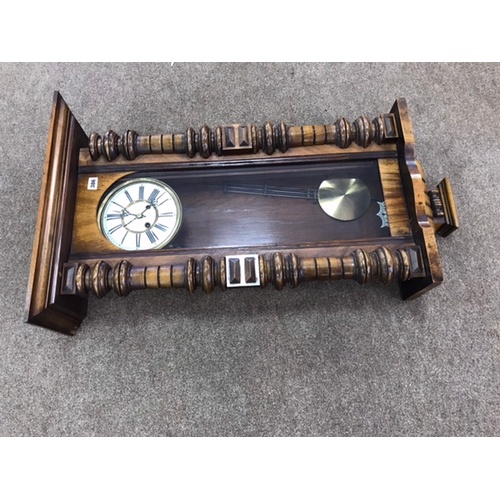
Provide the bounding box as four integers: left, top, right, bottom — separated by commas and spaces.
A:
97, 178, 182, 251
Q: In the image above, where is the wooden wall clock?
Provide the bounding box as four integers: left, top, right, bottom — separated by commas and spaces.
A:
25, 92, 459, 334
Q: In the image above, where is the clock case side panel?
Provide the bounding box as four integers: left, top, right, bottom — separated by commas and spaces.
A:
391, 98, 443, 299
25, 92, 89, 334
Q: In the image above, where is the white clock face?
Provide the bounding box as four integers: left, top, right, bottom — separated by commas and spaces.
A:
98, 178, 182, 251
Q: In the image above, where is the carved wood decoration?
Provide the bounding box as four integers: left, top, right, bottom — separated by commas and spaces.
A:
25, 93, 459, 334
67, 246, 423, 298
88, 114, 398, 161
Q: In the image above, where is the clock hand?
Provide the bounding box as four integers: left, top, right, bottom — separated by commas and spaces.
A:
123, 217, 137, 229
135, 204, 152, 218
112, 201, 134, 216
122, 204, 153, 227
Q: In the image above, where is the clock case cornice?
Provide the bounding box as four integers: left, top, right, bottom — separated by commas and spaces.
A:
25, 92, 459, 335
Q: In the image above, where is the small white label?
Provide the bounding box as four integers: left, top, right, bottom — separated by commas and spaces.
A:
87, 177, 99, 190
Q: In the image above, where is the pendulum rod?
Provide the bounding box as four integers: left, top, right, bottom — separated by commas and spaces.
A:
221, 182, 319, 201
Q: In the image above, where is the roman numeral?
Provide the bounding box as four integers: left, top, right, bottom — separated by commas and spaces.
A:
156, 196, 169, 207
109, 223, 123, 234
154, 192, 165, 205
148, 188, 160, 204
145, 229, 158, 244
154, 223, 168, 232
124, 190, 133, 203
120, 231, 129, 246
106, 213, 122, 220
138, 185, 144, 200
159, 212, 174, 217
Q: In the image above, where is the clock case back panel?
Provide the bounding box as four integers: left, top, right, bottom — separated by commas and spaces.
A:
25, 93, 457, 334
137, 162, 393, 248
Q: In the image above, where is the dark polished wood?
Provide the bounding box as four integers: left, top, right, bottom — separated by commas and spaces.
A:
88, 113, 399, 161
72, 246, 424, 298
25, 92, 89, 334
26, 96, 459, 334
428, 177, 460, 237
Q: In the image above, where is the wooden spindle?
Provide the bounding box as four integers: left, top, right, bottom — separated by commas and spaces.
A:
73, 246, 423, 298
88, 113, 398, 161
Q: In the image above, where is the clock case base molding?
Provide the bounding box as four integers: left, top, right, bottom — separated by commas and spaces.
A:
25, 92, 459, 335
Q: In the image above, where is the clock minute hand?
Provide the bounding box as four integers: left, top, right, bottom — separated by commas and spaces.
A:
122, 204, 152, 228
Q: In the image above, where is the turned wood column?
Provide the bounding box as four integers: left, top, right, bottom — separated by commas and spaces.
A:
88, 113, 398, 161
70, 246, 424, 298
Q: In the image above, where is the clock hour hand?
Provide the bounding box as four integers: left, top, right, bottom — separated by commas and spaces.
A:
122, 203, 154, 229
136, 204, 152, 217
111, 201, 134, 217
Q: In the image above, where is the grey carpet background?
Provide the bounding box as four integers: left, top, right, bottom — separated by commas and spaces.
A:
0, 63, 498, 436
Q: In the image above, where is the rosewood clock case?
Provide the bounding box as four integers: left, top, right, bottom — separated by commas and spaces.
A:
25, 92, 459, 334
